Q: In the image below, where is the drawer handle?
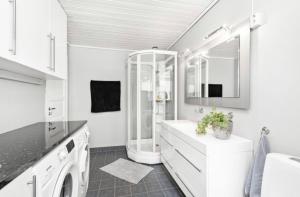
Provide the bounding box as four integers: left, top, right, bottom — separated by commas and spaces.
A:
175, 149, 202, 173
160, 135, 173, 147
161, 155, 173, 169
27, 175, 36, 197
175, 172, 195, 197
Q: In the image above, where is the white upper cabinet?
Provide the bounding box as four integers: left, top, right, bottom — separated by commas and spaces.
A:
0, 0, 19, 61
49, 0, 68, 79
17, 0, 50, 71
0, 0, 67, 79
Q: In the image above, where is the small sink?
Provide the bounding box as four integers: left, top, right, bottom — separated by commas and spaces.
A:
166, 120, 197, 133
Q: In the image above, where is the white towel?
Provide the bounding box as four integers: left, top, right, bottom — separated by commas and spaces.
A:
245, 135, 270, 197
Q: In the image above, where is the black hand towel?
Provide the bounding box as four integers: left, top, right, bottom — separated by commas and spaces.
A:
90, 80, 121, 113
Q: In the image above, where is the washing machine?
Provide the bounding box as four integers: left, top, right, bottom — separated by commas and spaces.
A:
74, 125, 90, 197
33, 138, 79, 197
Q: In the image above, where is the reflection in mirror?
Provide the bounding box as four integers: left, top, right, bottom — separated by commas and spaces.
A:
186, 57, 200, 98
184, 22, 250, 109
186, 36, 240, 99
201, 59, 208, 97
205, 36, 240, 98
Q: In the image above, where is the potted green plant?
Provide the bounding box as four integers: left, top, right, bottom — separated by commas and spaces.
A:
196, 109, 233, 140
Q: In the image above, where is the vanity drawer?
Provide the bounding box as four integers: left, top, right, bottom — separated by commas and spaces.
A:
160, 126, 177, 147
173, 148, 206, 197
160, 134, 174, 162
172, 134, 207, 175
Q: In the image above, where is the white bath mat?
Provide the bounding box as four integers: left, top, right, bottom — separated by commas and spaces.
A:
100, 158, 153, 184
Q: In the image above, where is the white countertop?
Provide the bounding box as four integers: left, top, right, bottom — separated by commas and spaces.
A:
162, 120, 253, 155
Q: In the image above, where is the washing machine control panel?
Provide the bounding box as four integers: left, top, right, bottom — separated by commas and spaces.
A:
58, 150, 68, 161
66, 139, 75, 153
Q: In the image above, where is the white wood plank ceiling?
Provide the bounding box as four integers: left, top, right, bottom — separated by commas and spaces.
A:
60, 0, 217, 50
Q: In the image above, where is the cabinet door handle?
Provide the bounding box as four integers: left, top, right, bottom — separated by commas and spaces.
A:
52, 36, 56, 72
27, 175, 36, 197
8, 0, 16, 55
175, 149, 202, 173
175, 172, 195, 197
47, 33, 53, 70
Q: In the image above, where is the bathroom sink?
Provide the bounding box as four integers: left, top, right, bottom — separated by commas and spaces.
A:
163, 120, 197, 133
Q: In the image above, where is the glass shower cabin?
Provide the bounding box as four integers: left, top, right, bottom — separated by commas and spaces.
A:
127, 50, 177, 164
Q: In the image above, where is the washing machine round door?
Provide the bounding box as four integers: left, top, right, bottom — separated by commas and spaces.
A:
59, 173, 72, 197
79, 144, 90, 194
53, 162, 79, 197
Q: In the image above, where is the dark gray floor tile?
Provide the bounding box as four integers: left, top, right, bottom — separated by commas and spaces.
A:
132, 192, 148, 197
90, 167, 102, 175
88, 180, 101, 191
156, 173, 170, 182
94, 152, 107, 158
152, 165, 165, 173
115, 179, 132, 187
99, 171, 115, 180
89, 172, 100, 182
148, 191, 165, 197
145, 181, 162, 192
163, 188, 184, 197
131, 182, 147, 194
114, 153, 128, 159
99, 177, 115, 189
143, 173, 158, 183
98, 188, 114, 197
159, 179, 176, 189
106, 158, 117, 164
115, 186, 131, 197
86, 190, 98, 197
90, 148, 99, 153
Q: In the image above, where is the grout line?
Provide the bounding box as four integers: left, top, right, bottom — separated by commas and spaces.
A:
143, 178, 149, 196
114, 177, 116, 197
129, 184, 133, 197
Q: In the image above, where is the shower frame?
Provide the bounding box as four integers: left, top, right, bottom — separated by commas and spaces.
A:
127, 49, 177, 164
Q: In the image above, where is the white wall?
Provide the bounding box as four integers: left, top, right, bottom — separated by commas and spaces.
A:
172, 0, 300, 156
68, 46, 130, 148
0, 79, 45, 133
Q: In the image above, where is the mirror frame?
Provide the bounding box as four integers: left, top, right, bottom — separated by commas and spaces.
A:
184, 22, 250, 109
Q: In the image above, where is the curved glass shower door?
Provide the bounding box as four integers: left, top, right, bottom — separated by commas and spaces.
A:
140, 53, 154, 152
127, 50, 177, 164
128, 55, 137, 152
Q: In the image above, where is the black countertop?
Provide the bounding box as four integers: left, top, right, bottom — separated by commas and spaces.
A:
0, 121, 87, 189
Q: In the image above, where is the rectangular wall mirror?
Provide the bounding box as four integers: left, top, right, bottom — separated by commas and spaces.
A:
185, 22, 250, 109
